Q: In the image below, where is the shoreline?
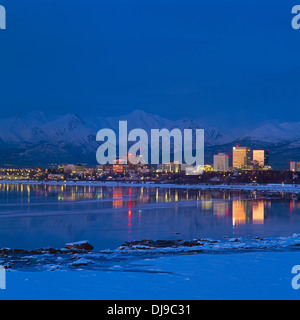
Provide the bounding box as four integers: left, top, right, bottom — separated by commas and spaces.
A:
1, 179, 300, 194
1, 236, 300, 300
2, 251, 298, 300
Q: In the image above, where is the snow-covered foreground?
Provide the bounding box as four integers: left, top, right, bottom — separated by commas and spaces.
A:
1, 236, 300, 300
0, 251, 300, 300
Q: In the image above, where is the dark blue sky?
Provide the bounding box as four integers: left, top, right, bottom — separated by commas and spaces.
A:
0, 0, 300, 127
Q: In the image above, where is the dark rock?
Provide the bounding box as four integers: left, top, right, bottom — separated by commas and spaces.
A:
65, 241, 94, 252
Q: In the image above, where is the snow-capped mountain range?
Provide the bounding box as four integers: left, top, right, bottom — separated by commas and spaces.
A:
0, 110, 233, 146
0, 110, 299, 168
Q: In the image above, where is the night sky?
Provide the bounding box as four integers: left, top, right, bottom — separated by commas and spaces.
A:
0, 0, 300, 128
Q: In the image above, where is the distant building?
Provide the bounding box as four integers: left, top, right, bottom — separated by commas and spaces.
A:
253, 150, 269, 167
82, 168, 95, 179
48, 173, 64, 181
139, 164, 154, 174
157, 161, 181, 173
96, 165, 104, 172
214, 153, 229, 172
113, 158, 125, 174
103, 164, 114, 175
113, 165, 124, 174
290, 162, 300, 172
232, 146, 251, 168
185, 165, 204, 175
203, 165, 214, 172
58, 164, 84, 174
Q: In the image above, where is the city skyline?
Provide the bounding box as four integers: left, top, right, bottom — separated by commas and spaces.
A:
0, 108, 298, 170
1, 0, 300, 302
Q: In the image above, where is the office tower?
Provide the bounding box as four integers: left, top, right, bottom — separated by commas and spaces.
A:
113, 158, 125, 174
59, 164, 85, 174
253, 149, 269, 167
232, 146, 251, 168
290, 161, 300, 172
157, 161, 181, 173
213, 153, 229, 172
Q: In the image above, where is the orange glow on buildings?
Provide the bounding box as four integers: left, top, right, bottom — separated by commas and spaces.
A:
232, 147, 251, 168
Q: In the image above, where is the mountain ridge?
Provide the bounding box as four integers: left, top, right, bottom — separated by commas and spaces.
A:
0, 110, 298, 169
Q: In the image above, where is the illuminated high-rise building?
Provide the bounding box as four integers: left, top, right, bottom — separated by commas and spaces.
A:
290, 161, 300, 172
213, 153, 229, 172
253, 150, 269, 167
113, 158, 125, 174
157, 161, 181, 173
59, 164, 84, 174
232, 146, 251, 168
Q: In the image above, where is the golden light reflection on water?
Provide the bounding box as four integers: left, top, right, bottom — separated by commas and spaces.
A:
253, 201, 265, 224
232, 200, 246, 226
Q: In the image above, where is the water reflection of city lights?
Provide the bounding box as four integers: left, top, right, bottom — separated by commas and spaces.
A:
232, 200, 246, 226
128, 210, 132, 227
253, 201, 264, 224
0, 184, 289, 230
113, 187, 123, 209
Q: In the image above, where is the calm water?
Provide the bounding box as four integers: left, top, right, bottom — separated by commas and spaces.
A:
0, 183, 299, 250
